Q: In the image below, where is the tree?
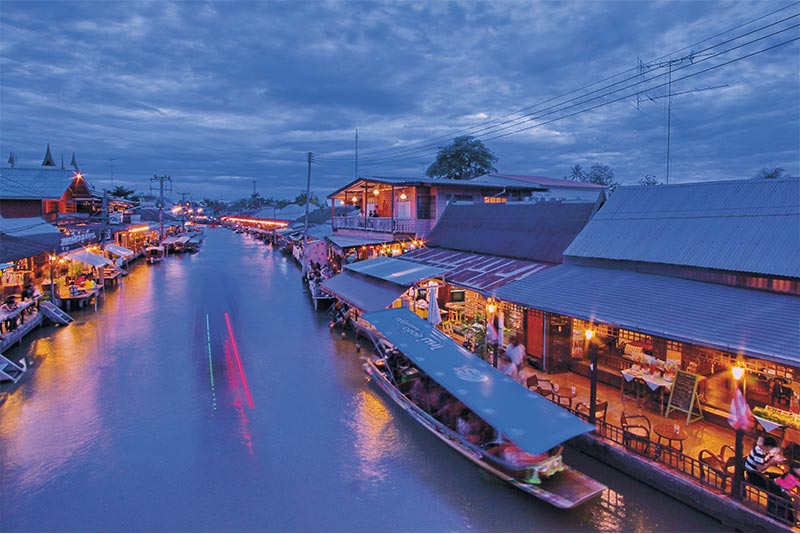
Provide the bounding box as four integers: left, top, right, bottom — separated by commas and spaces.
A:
755, 167, 787, 179
426, 136, 498, 180
295, 191, 321, 206
565, 163, 618, 193
109, 185, 136, 199
639, 175, 661, 186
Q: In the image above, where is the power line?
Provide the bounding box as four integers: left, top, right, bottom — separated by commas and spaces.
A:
315, 21, 799, 168
313, 10, 798, 167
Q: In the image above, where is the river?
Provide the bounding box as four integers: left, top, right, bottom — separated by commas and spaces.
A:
0, 228, 729, 532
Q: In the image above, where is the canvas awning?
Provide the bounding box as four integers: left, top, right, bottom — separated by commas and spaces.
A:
344, 256, 447, 285
104, 244, 134, 258
363, 308, 594, 455
66, 249, 111, 268
494, 264, 800, 366
326, 234, 393, 250
321, 271, 407, 312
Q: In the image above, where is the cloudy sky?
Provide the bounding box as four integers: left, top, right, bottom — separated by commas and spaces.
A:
1, 0, 798, 202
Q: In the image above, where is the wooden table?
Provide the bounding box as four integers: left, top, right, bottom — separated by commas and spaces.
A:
552, 386, 577, 408
60, 290, 95, 311
654, 423, 688, 451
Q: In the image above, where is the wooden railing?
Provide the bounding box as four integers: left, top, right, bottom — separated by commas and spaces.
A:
570, 409, 798, 527
331, 216, 419, 234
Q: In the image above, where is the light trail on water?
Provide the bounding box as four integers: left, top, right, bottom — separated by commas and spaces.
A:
224, 312, 255, 409
206, 313, 217, 410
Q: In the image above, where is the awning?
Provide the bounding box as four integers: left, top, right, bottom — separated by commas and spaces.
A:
494, 264, 800, 366
326, 234, 393, 250
363, 308, 594, 455
104, 244, 134, 258
344, 256, 447, 285
402, 247, 552, 293
66, 249, 112, 268
321, 271, 407, 312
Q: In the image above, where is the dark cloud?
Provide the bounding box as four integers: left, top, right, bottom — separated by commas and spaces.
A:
1, 0, 797, 200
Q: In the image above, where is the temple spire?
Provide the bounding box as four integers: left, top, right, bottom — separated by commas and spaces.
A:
70, 152, 79, 171
42, 143, 56, 166
7, 150, 15, 168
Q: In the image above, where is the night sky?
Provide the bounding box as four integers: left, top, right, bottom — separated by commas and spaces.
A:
1, 0, 798, 202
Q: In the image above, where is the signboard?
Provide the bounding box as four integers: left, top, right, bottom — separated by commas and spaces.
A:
59, 229, 99, 253
665, 370, 704, 425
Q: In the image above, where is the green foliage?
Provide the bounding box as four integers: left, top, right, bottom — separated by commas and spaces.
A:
426, 136, 498, 180
294, 191, 323, 207
755, 167, 787, 179
109, 186, 136, 199
639, 175, 661, 186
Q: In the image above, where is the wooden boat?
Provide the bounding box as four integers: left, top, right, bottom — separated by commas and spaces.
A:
145, 246, 165, 264
362, 308, 606, 509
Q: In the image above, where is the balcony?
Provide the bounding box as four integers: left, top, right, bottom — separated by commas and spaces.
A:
332, 216, 432, 237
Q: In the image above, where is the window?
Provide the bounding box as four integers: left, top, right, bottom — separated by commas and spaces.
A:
450, 290, 465, 303
416, 193, 434, 219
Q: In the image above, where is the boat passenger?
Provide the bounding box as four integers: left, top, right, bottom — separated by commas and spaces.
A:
434, 396, 464, 428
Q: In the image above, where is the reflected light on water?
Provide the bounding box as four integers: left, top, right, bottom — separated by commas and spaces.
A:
344, 389, 397, 486
0, 333, 104, 493
223, 340, 255, 455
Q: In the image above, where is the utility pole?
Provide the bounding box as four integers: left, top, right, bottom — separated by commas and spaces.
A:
150, 174, 172, 242
637, 52, 723, 185
302, 152, 313, 271
354, 129, 359, 180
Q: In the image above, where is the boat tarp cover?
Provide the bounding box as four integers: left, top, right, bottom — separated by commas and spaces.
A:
66, 249, 112, 267
104, 244, 134, 257
364, 308, 595, 455
322, 271, 407, 312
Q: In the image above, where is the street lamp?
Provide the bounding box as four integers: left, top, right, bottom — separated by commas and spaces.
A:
486, 298, 498, 367
732, 362, 745, 500
585, 328, 598, 424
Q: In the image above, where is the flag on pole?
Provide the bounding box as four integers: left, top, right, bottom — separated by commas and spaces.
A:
728, 388, 753, 431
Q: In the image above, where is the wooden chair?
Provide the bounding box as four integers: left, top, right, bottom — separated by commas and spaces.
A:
439, 321, 454, 335
698, 445, 736, 490
526, 375, 554, 399
576, 400, 608, 423
620, 411, 652, 454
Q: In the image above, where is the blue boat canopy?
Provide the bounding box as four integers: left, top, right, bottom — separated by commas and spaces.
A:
363, 308, 595, 455
322, 271, 406, 312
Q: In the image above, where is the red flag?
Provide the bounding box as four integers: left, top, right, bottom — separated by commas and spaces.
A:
728, 388, 754, 431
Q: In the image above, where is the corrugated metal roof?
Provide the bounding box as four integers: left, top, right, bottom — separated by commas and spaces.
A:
326, 234, 395, 249
321, 270, 407, 312
344, 256, 447, 285
495, 264, 800, 365
564, 178, 800, 278
403, 247, 551, 293
425, 202, 595, 263
0, 167, 76, 199
0, 216, 61, 237
488, 174, 607, 190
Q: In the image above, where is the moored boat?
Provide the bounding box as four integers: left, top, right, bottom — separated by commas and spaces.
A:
362, 308, 607, 509
145, 245, 165, 264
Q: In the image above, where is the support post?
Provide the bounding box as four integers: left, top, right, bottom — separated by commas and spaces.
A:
733, 428, 744, 500
589, 340, 598, 424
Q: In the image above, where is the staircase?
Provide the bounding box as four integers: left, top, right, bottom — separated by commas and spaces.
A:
40, 301, 74, 324
0, 353, 26, 383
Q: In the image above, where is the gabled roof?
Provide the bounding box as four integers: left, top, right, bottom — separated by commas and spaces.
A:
564, 178, 800, 278
327, 174, 579, 198
425, 202, 596, 263
0, 167, 76, 200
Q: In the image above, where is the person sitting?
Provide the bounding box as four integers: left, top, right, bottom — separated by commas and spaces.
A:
745, 436, 783, 483
1, 296, 19, 331
775, 466, 800, 494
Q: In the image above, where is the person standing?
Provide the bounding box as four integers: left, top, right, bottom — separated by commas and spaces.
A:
506, 336, 525, 372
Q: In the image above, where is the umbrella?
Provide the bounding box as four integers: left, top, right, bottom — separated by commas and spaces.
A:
427, 282, 441, 326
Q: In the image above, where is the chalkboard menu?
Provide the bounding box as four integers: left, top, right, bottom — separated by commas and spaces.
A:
665, 370, 704, 425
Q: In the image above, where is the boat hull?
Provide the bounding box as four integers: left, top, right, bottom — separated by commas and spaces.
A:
363, 358, 606, 509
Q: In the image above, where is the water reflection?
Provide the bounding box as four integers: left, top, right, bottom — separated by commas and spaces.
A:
343, 389, 396, 486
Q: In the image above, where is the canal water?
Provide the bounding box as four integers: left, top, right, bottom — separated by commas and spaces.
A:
0, 229, 729, 532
